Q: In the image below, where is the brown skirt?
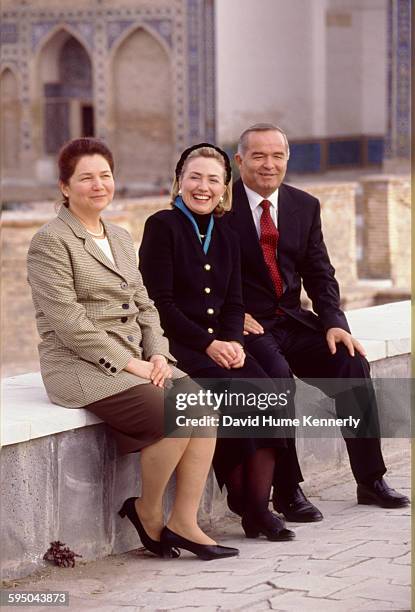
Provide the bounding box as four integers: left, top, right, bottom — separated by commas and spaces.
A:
84, 376, 208, 455
85, 383, 167, 454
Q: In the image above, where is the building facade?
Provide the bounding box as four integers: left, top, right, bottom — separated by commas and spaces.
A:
215, 0, 410, 174
0, 0, 215, 200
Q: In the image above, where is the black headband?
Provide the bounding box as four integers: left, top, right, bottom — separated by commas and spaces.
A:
175, 142, 232, 185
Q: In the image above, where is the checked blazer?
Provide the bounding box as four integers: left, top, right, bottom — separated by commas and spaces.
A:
27, 204, 178, 408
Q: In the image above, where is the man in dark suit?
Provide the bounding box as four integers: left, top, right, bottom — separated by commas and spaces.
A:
229, 123, 409, 521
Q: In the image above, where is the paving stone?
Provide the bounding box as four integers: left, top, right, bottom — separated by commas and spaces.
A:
272, 556, 361, 577
318, 483, 356, 501
332, 557, 410, 584
392, 551, 411, 565
309, 500, 354, 515
268, 592, 401, 611
2, 453, 409, 611
267, 573, 365, 598
331, 578, 410, 606
201, 558, 284, 575
111, 590, 277, 609
328, 526, 410, 542
114, 572, 275, 594
330, 541, 410, 559
249, 539, 366, 560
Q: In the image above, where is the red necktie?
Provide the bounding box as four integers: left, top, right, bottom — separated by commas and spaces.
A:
259, 200, 284, 299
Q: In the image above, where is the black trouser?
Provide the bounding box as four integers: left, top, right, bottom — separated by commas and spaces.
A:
245, 316, 386, 488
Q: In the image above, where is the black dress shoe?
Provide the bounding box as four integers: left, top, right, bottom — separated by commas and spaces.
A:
160, 526, 239, 560
273, 485, 323, 522
357, 478, 410, 508
118, 497, 180, 558
241, 510, 295, 541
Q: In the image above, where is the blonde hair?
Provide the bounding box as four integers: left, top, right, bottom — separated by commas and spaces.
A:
171, 147, 232, 216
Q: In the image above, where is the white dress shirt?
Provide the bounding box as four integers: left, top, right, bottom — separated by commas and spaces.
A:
93, 236, 115, 265
243, 183, 279, 237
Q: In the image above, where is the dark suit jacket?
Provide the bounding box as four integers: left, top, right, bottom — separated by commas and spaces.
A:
229, 179, 350, 333
139, 208, 245, 373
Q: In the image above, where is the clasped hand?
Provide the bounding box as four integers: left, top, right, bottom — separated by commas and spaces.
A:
206, 339, 245, 369
125, 354, 172, 387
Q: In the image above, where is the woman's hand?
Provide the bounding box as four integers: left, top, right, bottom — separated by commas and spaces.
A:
149, 354, 173, 388
206, 340, 237, 369
125, 355, 172, 387
228, 341, 246, 369
125, 357, 154, 380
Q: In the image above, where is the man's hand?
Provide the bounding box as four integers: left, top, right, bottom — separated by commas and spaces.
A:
206, 340, 237, 369
149, 354, 173, 387
243, 313, 264, 335
326, 327, 366, 357
228, 341, 246, 368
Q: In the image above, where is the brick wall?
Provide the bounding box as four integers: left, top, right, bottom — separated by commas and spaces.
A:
300, 182, 358, 286
0, 198, 169, 377
360, 176, 411, 286
1, 178, 410, 377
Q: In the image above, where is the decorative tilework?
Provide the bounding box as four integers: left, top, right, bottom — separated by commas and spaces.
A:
107, 18, 173, 49
145, 19, 172, 47
203, 0, 216, 143
32, 21, 94, 51
289, 143, 322, 173
106, 20, 135, 48
367, 138, 384, 165
0, 1, 216, 190
0, 22, 18, 44
187, 0, 201, 143
385, 0, 410, 160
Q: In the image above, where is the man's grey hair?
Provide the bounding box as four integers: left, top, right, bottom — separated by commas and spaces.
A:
237, 123, 290, 159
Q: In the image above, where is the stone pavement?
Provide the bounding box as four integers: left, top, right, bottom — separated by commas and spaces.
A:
1, 450, 411, 612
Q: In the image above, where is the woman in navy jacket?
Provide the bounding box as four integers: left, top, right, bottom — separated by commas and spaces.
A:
139, 144, 294, 542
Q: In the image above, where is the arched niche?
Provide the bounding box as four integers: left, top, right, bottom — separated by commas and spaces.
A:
37, 29, 94, 156
0, 68, 21, 172
111, 27, 173, 187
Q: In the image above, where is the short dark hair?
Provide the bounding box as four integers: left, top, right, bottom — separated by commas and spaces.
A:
237, 123, 290, 158
58, 137, 114, 186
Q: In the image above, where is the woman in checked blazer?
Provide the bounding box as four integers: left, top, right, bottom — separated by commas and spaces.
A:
27, 137, 238, 561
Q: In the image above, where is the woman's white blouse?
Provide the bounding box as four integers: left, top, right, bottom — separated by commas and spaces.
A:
93, 236, 115, 264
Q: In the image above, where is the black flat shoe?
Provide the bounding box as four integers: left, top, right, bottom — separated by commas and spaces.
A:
242, 510, 295, 541
357, 478, 410, 508
119, 497, 172, 557
273, 485, 323, 522
160, 526, 239, 560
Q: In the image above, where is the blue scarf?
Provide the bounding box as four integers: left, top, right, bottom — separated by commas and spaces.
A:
174, 196, 214, 255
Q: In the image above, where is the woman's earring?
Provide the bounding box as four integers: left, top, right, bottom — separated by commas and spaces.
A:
178, 189, 182, 196
219, 195, 224, 203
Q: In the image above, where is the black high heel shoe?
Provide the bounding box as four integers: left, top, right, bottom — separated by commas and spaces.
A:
118, 497, 167, 557
160, 526, 239, 561
241, 510, 296, 541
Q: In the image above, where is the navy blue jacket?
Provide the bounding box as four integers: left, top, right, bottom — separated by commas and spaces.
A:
139, 208, 245, 373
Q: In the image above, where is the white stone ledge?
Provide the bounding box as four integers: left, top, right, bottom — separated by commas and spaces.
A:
345, 300, 410, 360
1, 301, 410, 448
